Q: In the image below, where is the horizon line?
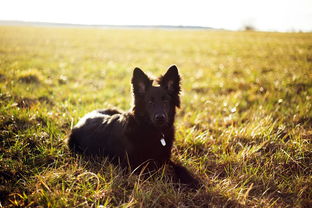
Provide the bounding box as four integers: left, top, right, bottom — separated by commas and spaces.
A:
0, 20, 310, 33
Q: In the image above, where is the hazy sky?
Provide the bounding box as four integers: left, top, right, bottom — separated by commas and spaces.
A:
1, 0, 311, 31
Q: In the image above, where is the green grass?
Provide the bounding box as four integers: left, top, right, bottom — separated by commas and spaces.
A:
0, 26, 311, 207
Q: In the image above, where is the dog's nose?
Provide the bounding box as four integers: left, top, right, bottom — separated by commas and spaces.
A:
155, 114, 165, 122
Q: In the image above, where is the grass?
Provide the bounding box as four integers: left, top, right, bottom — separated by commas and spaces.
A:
0, 26, 311, 207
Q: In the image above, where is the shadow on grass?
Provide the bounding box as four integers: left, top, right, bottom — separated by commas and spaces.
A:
71, 154, 243, 207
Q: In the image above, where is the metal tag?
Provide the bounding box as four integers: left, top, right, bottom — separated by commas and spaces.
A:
160, 138, 166, 146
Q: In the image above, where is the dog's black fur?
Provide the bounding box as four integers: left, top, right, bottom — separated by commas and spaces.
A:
68, 65, 199, 188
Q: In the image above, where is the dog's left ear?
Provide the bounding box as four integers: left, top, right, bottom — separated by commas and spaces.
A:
159, 65, 181, 107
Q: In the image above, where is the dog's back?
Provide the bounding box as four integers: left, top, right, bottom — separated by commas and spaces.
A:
68, 109, 127, 159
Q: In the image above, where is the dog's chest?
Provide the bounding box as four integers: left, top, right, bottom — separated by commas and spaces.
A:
129, 132, 171, 161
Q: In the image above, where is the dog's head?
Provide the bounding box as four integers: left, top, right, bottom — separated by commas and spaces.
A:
132, 65, 181, 128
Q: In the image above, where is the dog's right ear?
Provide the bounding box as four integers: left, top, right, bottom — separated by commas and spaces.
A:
132, 67, 152, 95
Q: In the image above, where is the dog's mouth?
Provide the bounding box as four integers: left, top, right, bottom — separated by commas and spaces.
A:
152, 118, 168, 128
153, 121, 167, 128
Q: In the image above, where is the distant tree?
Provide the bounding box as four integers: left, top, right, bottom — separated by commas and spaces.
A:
243, 24, 256, 31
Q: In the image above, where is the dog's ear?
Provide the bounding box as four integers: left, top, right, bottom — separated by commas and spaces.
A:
132, 67, 152, 95
159, 65, 181, 107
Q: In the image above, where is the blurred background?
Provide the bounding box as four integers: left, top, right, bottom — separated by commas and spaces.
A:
1, 0, 312, 32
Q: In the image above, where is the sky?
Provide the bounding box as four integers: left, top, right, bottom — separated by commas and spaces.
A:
0, 0, 311, 32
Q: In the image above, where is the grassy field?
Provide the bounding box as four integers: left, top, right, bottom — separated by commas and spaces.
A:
0, 26, 311, 208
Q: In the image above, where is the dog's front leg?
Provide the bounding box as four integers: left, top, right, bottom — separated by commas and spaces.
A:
168, 160, 201, 190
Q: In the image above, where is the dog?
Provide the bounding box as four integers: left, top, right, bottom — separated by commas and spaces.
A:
68, 65, 199, 188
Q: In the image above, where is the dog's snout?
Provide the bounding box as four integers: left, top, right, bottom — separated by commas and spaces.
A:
155, 114, 165, 122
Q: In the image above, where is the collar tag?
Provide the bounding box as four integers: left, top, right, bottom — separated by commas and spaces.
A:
160, 133, 166, 146
160, 138, 166, 146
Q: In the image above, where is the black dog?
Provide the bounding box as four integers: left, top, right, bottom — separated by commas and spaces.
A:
68, 65, 199, 188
